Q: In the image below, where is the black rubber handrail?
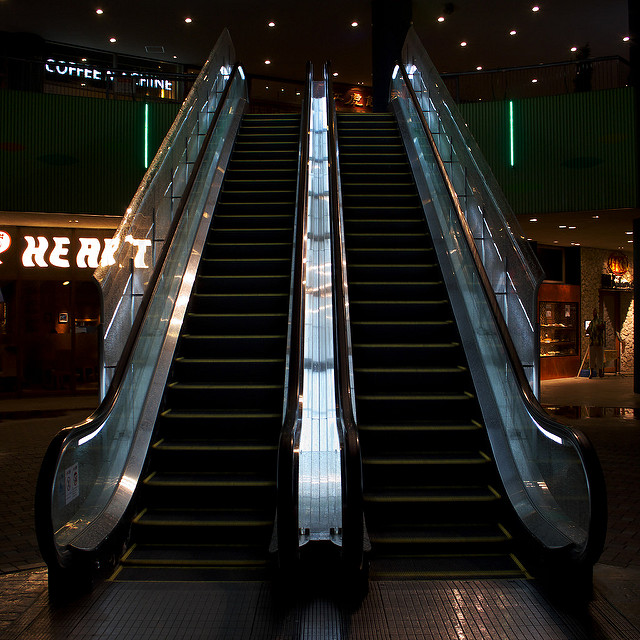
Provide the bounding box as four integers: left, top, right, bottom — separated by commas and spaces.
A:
275, 61, 312, 570
325, 63, 365, 575
397, 62, 607, 569
34, 63, 243, 574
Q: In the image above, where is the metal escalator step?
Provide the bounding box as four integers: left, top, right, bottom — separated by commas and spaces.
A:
142, 472, 275, 489
355, 366, 466, 374
369, 553, 530, 580
152, 440, 276, 453
167, 382, 281, 392
370, 523, 513, 545
133, 508, 273, 527
121, 543, 268, 567
358, 420, 482, 433
364, 485, 501, 502
364, 451, 491, 466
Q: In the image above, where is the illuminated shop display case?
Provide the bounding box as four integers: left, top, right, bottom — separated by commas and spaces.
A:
538, 283, 581, 380
539, 301, 578, 357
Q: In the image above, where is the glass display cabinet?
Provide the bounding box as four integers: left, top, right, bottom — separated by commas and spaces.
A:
539, 301, 578, 358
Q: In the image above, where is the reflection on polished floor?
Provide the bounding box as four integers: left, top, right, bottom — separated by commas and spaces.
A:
0, 375, 639, 639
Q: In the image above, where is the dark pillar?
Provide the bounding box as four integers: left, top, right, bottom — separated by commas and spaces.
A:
371, 0, 412, 112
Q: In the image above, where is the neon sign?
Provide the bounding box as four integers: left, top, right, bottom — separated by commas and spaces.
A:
45, 59, 173, 91
0, 231, 151, 270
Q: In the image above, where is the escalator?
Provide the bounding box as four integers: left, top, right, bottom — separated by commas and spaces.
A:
113, 113, 301, 581
337, 112, 529, 580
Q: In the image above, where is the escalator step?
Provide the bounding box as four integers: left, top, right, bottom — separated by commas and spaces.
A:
369, 554, 530, 580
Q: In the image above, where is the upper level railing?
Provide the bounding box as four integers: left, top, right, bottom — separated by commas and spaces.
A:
441, 55, 631, 103
400, 27, 544, 395
93, 29, 236, 398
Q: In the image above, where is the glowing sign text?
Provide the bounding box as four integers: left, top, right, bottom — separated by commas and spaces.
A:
45, 59, 173, 91
0, 231, 151, 270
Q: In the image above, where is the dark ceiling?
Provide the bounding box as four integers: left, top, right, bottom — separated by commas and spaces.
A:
0, 0, 631, 86
1, 0, 635, 251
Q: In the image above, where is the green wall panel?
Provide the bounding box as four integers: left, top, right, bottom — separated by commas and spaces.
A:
459, 87, 636, 214
0, 90, 179, 215
0, 88, 635, 217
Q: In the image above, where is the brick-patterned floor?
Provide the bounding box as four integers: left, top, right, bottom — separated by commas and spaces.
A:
0, 394, 98, 574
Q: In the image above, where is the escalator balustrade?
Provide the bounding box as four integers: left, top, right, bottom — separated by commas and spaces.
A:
113, 114, 300, 581
337, 112, 529, 580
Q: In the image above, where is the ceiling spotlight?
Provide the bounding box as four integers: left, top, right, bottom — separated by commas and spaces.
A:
184, 17, 192, 23
571, 46, 578, 52
264, 60, 271, 65
530, 218, 538, 222
173, 55, 177, 59
592, 215, 599, 219
460, 41, 467, 47
268, 21, 276, 27
96, 8, 104, 14
109, 37, 116, 43
626, 231, 633, 235
333, 72, 339, 76
476, 65, 483, 70
438, 16, 445, 22
532, 5, 540, 11
509, 30, 517, 36
623, 36, 630, 42
568, 226, 577, 229
559, 225, 567, 229
351, 21, 359, 27
531, 78, 538, 83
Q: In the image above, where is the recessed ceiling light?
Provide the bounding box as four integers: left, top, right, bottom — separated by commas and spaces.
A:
265, 60, 271, 65
351, 21, 359, 27
531, 78, 538, 83
569, 226, 576, 229
438, 16, 445, 22
96, 8, 103, 14
530, 218, 538, 222
460, 41, 467, 47
509, 30, 517, 36
333, 72, 339, 77
553, 240, 559, 244
623, 36, 630, 42
476, 66, 483, 70
81, 58, 87, 62
532, 5, 540, 11
173, 55, 177, 59
109, 37, 116, 43
268, 21, 276, 27
571, 46, 578, 52
628, 240, 633, 243
592, 215, 599, 219
626, 231, 633, 235
559, 225, 567, 229
184, 17, 192, 23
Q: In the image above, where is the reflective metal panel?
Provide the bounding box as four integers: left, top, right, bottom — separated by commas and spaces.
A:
298, 81, 342, 544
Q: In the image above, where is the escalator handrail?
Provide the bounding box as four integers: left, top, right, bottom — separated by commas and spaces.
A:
276, 61, 313, 565
34, 64, 244, 572
396, 62, 607, 566
325, 63, 364, 572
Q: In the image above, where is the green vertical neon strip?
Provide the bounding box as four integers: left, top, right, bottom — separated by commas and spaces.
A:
144, 103, 149, 168
509, 101, 515, 166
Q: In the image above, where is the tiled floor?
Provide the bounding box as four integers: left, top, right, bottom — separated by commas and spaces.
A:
0, 376, 639, 639
2, 577, 639, 640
